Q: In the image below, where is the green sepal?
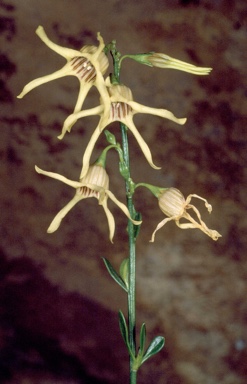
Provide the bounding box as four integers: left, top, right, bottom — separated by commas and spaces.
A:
119, 258, 129, 290
118, 311, 135, 359
102, 258, 128, 292
141, 336, 165, 365
105, 130, 117, 145
121, 52, 154, 67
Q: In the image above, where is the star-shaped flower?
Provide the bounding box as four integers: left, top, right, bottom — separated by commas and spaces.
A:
150, 187, 221, 242
35, 163, 141, 242
59, 77, 186, 178
17, 26, 110, 116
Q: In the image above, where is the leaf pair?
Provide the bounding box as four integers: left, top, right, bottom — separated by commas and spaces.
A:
118, 310, 165, 371
102, 257, 129, 292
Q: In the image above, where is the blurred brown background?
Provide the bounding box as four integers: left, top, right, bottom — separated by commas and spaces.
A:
0, 0, 247, 383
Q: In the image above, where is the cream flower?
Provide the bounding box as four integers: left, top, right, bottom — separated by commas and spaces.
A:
17, 26, 110, 116
35, 164, 141, 242
150, 187, 221, 242
59, 77, 186, 178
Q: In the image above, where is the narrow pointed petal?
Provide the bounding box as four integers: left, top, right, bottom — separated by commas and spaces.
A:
176, 218, 221, 241
105, 190, 142, 225
93, 32, 106, 60
123, 116, 161, 170
17, 65, 71, 98
47, 194, 82, 233
128, 101, 187, 125
73, 81, 92, 114
36, 26, 80, 59
80, 121, 106, 179
58, 105, 103, 140
150, 216, 176, 242
101, 198, 115, 243
186, 193, 212, 213
95, 73, 111, 128
35, 166, 82, 188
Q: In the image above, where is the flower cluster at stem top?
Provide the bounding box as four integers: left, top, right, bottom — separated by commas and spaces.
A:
18, 26, 221, 242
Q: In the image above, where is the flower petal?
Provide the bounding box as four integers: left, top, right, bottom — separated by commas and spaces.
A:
73, 81, 93, 114
35, 166, 82, 188
176, 217, 221, 241
186, 193, 212, 213
17, 65, 71, 99
58, 105, 103, 140
150, 216, 176, 242
80, 119, 107, 179
101, 198, 115, 243
105, 189, 142, 225
47, 194, 82, 233
94, 72, 111, 127
128, 101, 187, 125
123, 116, 161, 170
36, 25, 80, 59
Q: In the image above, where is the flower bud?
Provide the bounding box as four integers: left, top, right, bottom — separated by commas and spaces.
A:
147, 53, 212, 75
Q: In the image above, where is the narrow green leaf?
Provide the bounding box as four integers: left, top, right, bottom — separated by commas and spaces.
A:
118, 311, 136, 361
118, 310, 129, 346
139, 323, 146, 355
141, 336, 165, 365
102, 258, 128, 292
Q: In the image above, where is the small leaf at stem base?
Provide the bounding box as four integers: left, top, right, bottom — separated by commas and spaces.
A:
141, 336, 165, 365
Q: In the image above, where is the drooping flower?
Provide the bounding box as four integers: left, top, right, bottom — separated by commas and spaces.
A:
150, 187, 221, 242
35, 163, 141, 243
58, 77, 186, 178
17, 26, 110, 116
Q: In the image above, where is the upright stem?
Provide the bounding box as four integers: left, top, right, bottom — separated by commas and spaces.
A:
110, 41, 138, 384
121, 123, 137, 383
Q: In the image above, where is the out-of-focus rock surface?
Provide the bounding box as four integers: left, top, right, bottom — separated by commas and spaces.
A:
1, 0, 247, 383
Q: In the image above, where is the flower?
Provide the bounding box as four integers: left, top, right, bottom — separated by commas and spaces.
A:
17, 26, 110, 116
35, 164, 141, 242
59, 77, 187, 178
150, 187, 221, 242
145, 53, 212, 75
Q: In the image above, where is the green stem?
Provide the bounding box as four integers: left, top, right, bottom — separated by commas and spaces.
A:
110, 41, 138, 384
121, 122, 137, 383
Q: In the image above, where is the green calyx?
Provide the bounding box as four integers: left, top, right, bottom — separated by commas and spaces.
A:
135, 182, 168, 198
120, 52, 154, 67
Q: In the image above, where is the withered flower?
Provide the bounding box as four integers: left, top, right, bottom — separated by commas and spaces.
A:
151, 188, 221, 242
